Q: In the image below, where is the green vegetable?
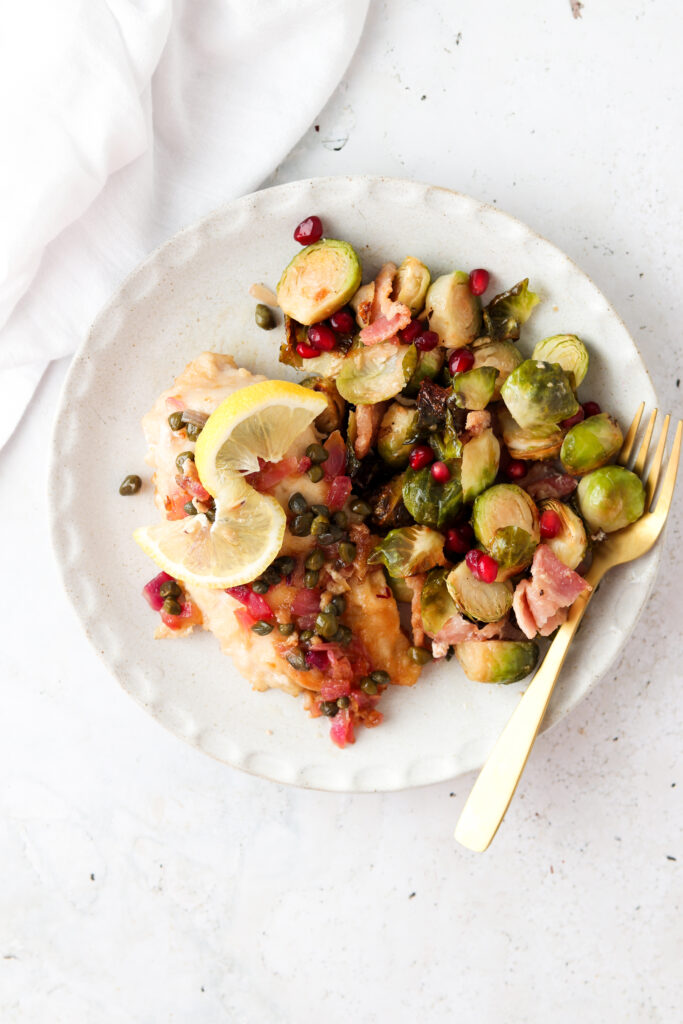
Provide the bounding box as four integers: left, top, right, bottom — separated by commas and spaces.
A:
471, 339, 523, 400
305, 549, 325, 570
175, 451, 195, 472
252, 619, 274, 636
290, 512, 314, 536
288, 492, 308, 514
163, 598, 182, 616
119, 474, 141, 496
409, 646, 433, 665
320, 701, 339, 716
403, 346, 445, 396
532, 334, 589, 389
316, 612, 339, 639
483, 278, 540, 341
378, 402, 418, 467
280, 318, 349, 375
451, 366, 499, 411
472, 484, 540, 574
501, 359, 579, 430
185, 422, 203, 441
159, 580, 181, 599
306, 443, 329, 464
168, 411, 184, 432
577, 465, 645, 533
350, 498, 371, 518
251, 579, 269, 594
461, 430, 500, 503
446, 561, 514, 623
420, 567, 458, 636
539, 499, 588, 569
560, 413, 623, 475
360, 677, 378, 695
255, 304, 275, 330
455, 640, 539, 683
184, 501, 197, 515
498, 405, 565, 461
277, 239, 362, 324
339, 541, 357, 565
286, 649, 308, 672
369, 473, 411, 529
393, 256, 431, 315
336, 342, 417, 404
308, 464, 324, 483
278, 622, 295, 636
423, 270, 482, 347
275, 556, 295, 576
489, 526, 538, 576
402, 464, 463, 529
300, 376, 346, 434
429, 409, 463, 462
368, 525, 446, 578
387, 574, 415, 603
371, 670, 391, 685
304, 569, 320, 588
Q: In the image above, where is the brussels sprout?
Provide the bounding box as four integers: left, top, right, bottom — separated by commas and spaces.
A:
420, 567, 458, 635
451, 366, 499, 411
423, 271, 482, 348
483, 279, 540, 341
500, 359, 579, 430
498, 405, 565, 461
403, 346, 445, 396
429, 408, 463, 462
577, 465, 645, 533
279, 316, 348, 375
369, 473, 412, 528
455, 640, 539, 683
472, 339, 523, 399
378, 402, 419, 467
539, 499, 587, 569
489, 526, 538, 578
446, 560, 514, 623
472, 483, 540, 575
368, 525, 446, 578
560, 413, 624, 476
402, 464, 463, 529
461, 429, 500, 503
532, 334, 589, 389
387, 574, 416, 603
350, 281, 375, 328
300, 376, 346, 435
277, 239, 362, 325
336, 342, 417, 404
393, 256, 431, 315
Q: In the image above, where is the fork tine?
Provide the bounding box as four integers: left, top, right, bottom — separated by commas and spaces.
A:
618, 402, 645, 465
653, 419, 682, 515
645, 414, 671, 507
632, 408, 658, 477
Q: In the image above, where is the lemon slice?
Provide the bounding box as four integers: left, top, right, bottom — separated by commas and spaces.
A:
194, 380, 327, 496
134, 477, 286, 589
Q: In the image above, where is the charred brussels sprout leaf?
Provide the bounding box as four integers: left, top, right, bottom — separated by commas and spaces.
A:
413, 378, 452, 436
280, 316, 348, 376
483, 278, 540, 341
300, 376, 346, 435
461, 429, 500, 503
498, 405, 565, 461
455, 640, 539, 683
429, 409, 463, 462
539, 499, 587, 570
403, 346, 445, 396
424, 271, 482, 348
489, 526, 538, 576
387, 573, 416, 603
420, 567, 458, 636
532, 334, 589, 390
451, 366, 499, 411
378, 403, 419, 468
560, 413, 623, 476
446, 560, 514, 623
277, 239, 362, 325
393, 257, 431, 315
403, 465, 463, 529
472, 339, 523, 399
368, 525, 446, 578
472, 483, 540, 568
337, 342, 417, 404
369, 473, 412, 529
577, 465, 645, 533
501, 359, 579, 430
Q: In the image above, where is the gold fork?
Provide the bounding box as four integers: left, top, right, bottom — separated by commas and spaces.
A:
455, 406, 682, 852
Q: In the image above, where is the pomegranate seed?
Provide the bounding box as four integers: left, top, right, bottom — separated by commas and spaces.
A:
307, 323, 336, 351
445, 523, 474, 556
582, 401, 601, 418
465, 549, 483, 575
469, 269, 490, 296
477, 553, 499, 583
293, 215, 323, 245
448, 348, 475, 375
329, 308, 355, 333
430, 461, 450, 483
540, 509, 562, 539
561, 408, 585, 430
296, 342, 320, 359
409, 445, 434, 470
414, 330, 439, 352
400, 319, 425, 344
505, 459, 527, 480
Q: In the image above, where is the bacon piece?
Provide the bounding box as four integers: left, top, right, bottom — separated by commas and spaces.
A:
348, 523, 373, 581
176, 460, 212, 502
404, 574, 426, 647
432, 613, 521, 647
465, 410, 492, 437
512, 544, 591, 638
353, 402, 388, 459
323, 430, 347, 479
359, 312, 411, 346
291, 588, 321, 617
327, 475, 352, 511
359, 263, 412, 345
164, 490, 189, 520
520, 462, 577, 501
246, 455, 298, 492
330, 708, 355, 747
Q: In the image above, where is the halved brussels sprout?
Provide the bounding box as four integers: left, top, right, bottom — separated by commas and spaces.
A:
489, 526, 538, 579
280, 316, 349, 375
369, 472, 412, 528
500, 359, 579, 429
446, 560, 514, 623
560, 413, 623, 476
472, 339, 523, 400
277, 239, 362, 324
483, 279, 540, 341
336, 342, 417, 404
577, 465, 645, 533
498, 405, 564, 461
368, 525, 446, 578
539, 499, 587, 569
378, 402, 418, 467
451, 366, 499, 411
403, 464, 463, 529
532, 334, 589, 389
429, 408, 463, 462
420, 567, 458, 636
387, 573, 415, 603
461, 429, 500, 503
472, 483, 540, 575
350, 281, 375, 328
393, 257, 431, 315
455, 640, 539, 683
403, 346, 445, 396
300, 376, 346, 435
423, 271, 482, 348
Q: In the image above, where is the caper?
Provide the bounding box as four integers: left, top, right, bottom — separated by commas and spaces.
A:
331, 594, 346, 615
317, 532, 336, 547
168, 411, 184, 431
119, 474, 142, 496
175, 450, 195, 472
288, 492, 308, 514
409, 646, 433, 665
320, 701, 339, 717
159, 580, 181, 599
337, 696, 350, 709
303, 570, 319, 589
286, 649, 308, 671
308, 464, 324, 483
290, 512, 314, 537
305, 549, 325, 571
278, 622, 295, 636
205, 508, 216, 523
251, 619, 274, 636
333, 510, 348, 528
360, 676, 378, 695
300, 630, 314, 643
371, 670, 390, 686
162, 598, 182, 616
255, 303, 275, 330
315, 612, 339, 639
321, 603, 336, 616
311, 504, 330, 518
263, 567, 282, 586
338, 541, 356, 565
334, 625, 352, 646
185, 422, 203, 441
306, 443, 329, 464
275, 556, 296, 576
184, 501, 197, 515
310, 515, 330, 537
251, 579, 269, 594
350, 499, 371, 517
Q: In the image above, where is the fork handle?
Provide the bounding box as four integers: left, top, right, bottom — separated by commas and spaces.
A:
454, 584, 595, 852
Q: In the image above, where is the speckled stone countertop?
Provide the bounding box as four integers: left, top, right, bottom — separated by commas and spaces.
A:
2, 2, 681, 1021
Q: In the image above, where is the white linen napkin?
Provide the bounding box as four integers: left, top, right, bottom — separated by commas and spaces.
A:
0, 0, 369, 449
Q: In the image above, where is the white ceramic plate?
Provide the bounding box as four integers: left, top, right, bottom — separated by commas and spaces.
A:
49, 176, 659, 792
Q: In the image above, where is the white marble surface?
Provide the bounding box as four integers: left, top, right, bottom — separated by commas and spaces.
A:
2, 2, 682, 1021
